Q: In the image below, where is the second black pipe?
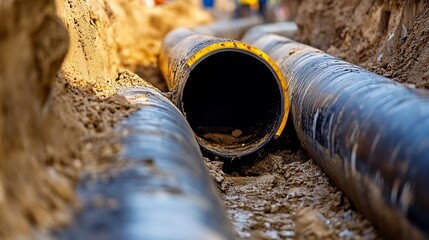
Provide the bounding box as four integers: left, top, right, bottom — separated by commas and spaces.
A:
242, 31, 429, 240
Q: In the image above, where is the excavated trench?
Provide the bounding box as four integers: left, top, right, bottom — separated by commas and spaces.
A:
55, 72, 381, 240
3, 0, 429, 239
53, 39, 382, 240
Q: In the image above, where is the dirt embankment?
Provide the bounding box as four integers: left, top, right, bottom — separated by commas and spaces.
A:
0, 1, 76, 238
0, 0, 212, 239
55, 0, 213, 96
295, 0, 429, 88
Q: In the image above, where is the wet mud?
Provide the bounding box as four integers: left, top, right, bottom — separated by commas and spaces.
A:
205, 125, 381, 239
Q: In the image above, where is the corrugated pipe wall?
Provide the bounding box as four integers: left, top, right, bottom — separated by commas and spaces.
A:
242, 30, 429, 240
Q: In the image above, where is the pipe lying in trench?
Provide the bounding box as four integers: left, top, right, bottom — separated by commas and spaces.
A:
159, 27, 289, 158
58, 85, 236, 240
242, 31, 429, 239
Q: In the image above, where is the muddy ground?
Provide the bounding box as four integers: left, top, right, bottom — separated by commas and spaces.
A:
1, 0, 429, 239
204, 126, 379, 239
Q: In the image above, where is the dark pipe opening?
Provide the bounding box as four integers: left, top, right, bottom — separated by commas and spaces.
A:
182, 50, 283, 156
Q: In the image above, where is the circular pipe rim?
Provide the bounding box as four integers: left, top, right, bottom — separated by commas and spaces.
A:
177, 42, 290, 157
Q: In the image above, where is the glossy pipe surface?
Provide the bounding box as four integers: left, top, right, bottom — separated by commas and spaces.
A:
58, 86, 236, 240
159, 28, 289, 158
242, 31, 429, 240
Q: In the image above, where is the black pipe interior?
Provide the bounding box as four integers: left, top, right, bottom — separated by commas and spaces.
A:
182, 50, 282, 150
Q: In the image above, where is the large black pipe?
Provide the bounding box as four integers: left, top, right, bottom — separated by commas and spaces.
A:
242, 31, 429, 239
57, 85, 236, 240
159, 28, 289, 158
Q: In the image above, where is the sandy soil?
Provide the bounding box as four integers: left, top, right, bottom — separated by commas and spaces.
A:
0, 1, 77, 238
2, 0, 429, 239
0, 0, 211, 239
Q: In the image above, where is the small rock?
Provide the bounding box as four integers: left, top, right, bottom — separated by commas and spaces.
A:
231, 129, 242, 138
263, 202, 271, 213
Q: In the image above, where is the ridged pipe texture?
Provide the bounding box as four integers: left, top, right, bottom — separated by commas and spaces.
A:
58, 86, 236, 240
159, 27, 289, 158
242, 31, 429, 240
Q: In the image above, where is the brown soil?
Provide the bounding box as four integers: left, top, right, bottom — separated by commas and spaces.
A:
0, 1, 77, 238
204, 129, 250, 145
0, 0, 212, 239
2, 0, 429, 239
205, 127, 381, 239
295, 0, 429, 88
